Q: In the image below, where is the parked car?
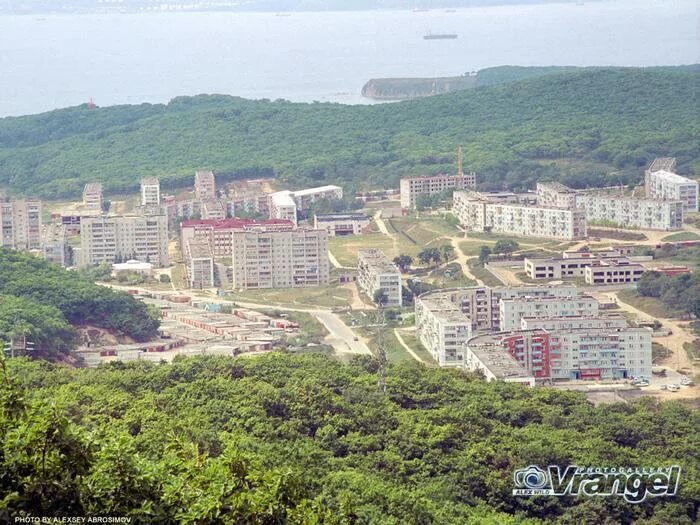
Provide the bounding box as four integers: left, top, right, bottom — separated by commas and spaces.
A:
667, 384, 680, 392
659, 384, 668, 390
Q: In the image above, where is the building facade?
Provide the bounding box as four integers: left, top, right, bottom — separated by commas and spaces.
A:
414, 295, 471, 366
140, 177, 161, 207
82, 183, 104, 211
268, 185, 344, 225
535, 182, 579, 209
499, 295, 600, 331
194, 170, 217, 201
80, 214, 169, 267
584, 260, 646, 285
181, 218, 294, 257
524, 254, 643, 280
453, 191, 587, 240
231, 228, 330, 289
400, 173, 476, 209
357, 249, 403, 307
576, 193, 684, 230
0, 199, 42, 251
313, 213, 371, 236
185, 238, 215, 289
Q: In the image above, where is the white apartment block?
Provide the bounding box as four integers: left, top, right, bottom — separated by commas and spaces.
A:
0, 199, 42, 251
269, 191, 298, 225
536, 182, 579, 209
82, 183, 104, 211
577, 193, 683, 230
414, 295, 472, 366
417, 284, 580, 335
42, 224, 72, 267
231, 228, 330, 289
194, 170, 217, 201
465, 326, 651, 381
453, 191, 587, 240
584, 260, 646, 285
520, 315, 628, 331
645, 158, 698, 212
357, 249, 402, 307
186, 238, 215, 289
313, 213, 370, 236
400, 172, 476, 209
201, 199, 226, 220
181, 218, 294, 257
269, 185, 344, 225
80, 214, 169, 267
499, 295, 600, 332
140, 177, 161, 206
463, 343, 536, 386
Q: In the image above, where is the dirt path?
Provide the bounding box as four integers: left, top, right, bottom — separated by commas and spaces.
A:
373, 210, 400, 254
343, 282, 372, 310
448, 234, 484, 286
608, 291, 695, 372
394, 328, 425, 363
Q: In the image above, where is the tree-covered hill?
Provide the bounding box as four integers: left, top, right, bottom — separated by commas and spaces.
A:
1, 353, 698, 523
0, 67, 697, 198
0, 249, 159, 352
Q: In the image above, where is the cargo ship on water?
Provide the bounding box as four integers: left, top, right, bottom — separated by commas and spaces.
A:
424, 32, 458, 40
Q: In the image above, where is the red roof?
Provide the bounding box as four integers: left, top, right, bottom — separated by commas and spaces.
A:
181, 218, 294, 231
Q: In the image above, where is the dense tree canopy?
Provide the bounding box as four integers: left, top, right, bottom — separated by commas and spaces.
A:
0, 67, 697, 198
0, 249, 159, 342
1, 353, 697, 523
637, 271, 700, 317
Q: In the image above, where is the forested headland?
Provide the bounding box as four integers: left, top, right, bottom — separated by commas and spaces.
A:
1, 353, 698, 523
0, 67, 697, 199
0, 249, 159, 358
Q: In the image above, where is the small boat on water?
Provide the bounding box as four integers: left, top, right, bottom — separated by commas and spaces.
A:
424, 32, 458, 40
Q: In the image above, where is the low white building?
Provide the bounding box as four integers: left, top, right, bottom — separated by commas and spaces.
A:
357, 249, 402, 307
524, 254, 642, 280
313, 213, 370, 236
464, 342, 536, 386
111, 260, 154, 277
584, 260, 646, 285
269, 185, 344, 225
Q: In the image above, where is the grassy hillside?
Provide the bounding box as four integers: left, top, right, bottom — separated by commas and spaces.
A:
0, 67, 697, 198
2, 353, 698, 523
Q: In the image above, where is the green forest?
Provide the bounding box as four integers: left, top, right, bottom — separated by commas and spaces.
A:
0, 67, 697, 198
1, 353, 698, 523
0, 249, 159, 356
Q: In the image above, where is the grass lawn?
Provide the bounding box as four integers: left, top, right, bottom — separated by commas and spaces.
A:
329, 233, 415, 266
588, 228, 647, 241
617, 289, 683, 319
467, 259, 503, 287
398, 330, 438, 367
652, 342, 672, 363
464, 231, 560, 247
170, 264, 187, 289
425, 262, 477, 288
227, 285, 352, 309
661, 231, 700, 242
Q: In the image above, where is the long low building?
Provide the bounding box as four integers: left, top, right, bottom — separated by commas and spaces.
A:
313, 213, 371, 236
524, 253, 646, 282
584, 259, 646, 285
453, 191, 587, 240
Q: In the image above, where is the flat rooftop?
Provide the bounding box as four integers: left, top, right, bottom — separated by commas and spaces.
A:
293, 185, 342, 197
315, 213, 369, 221
419, 297, 471, 324
468, 343, 533, 380
83, 182, 103, 193
141, 177, 159, 185
358, 249, 399, 274
538, 181, 576, 193
187, 239, 212, 259
650, 170, 698, 185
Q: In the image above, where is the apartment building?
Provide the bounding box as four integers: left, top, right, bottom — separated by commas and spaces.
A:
577, 193, 684, 230
466, 326, 651, 381
520, 315, 628, 331
463, 342, 536, 386
195, 170, 217, 201
181, 218, 294, 257
400, 172, 476, 209
231, 228, 330, 289
524, 254, 639, 280
313, 213, 371, 236
0, 199, 42, 250
414, 295, 472, 366
42, 224, 72, 267
416, 284, 580, 335
82, 183, 104, 211
268, 185, 344, 225
645, 158, 699, 212
584, 260, 646, 285
201, 199, 226, 220
453, 191, 587, 240
164, 198, 201, 224
185, 239, 215, 289
536, 182, 579, 209
80, 214, 169, 267
499, 295, 600, 331
357, 249, 402, 307
140, 177, 161, 206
